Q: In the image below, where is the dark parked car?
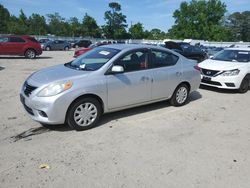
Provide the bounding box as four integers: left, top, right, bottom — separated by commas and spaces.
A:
0, 35, 42, 59
42, 40, 71, 51
164, 41, 208, 62
72, 40, 92, 48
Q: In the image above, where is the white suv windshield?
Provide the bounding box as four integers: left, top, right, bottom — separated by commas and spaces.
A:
213, 50, 250, 63
66, 47, 120, 71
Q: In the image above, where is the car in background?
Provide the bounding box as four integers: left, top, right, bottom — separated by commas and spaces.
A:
20, 44, 201, 131
72, 39, 92, 48
38, 38, 50, 44
42, 40, 71, 51
73, 42, 109, 57
205, 47, 224, 57
164, 41, 208, 62
199, 48, 250, 93
0, 35, 42, 59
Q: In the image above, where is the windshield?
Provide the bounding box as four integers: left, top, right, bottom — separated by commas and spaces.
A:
65, 47, 120, 71
213, 50, 250, 63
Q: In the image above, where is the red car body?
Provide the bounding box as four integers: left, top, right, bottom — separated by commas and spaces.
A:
73, 42, 109, 58
0, 35, 42, 58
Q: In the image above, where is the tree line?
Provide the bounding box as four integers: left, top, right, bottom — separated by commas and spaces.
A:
0, 1, 249, 41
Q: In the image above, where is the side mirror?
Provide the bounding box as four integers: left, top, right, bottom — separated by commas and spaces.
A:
111, 65, 124, 73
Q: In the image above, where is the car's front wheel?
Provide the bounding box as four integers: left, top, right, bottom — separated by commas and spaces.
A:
45, 46, 51, 51
170, 83, 190, 106
66, 98, 102, 131
239, 76, 250, 93
25, 49, 36, 59
64, 46, 69, 51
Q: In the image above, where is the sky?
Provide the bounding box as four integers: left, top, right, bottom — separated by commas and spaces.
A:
1, 0, 250, 31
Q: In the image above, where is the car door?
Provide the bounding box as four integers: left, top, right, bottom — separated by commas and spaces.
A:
106, 49, 152, 110
149, 49, 182, 100
0, 37, 9, 54
7, 37, 26, 54
52, 40, 60, 50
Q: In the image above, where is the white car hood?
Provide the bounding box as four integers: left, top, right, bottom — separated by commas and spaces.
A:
199, 59, 246, 71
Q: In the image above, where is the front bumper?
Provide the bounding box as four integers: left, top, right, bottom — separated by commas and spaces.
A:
20, 90, 72, 125
200, 74, 242, 89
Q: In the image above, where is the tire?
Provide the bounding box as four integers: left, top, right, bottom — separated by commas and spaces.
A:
75, 45, 79, 48
45, 46, 51, 51
64, 46, 69, 51
170, 83, 190, 107
239, 76, 250, 93
66, 98, 102, 131
25, 49, 36, 59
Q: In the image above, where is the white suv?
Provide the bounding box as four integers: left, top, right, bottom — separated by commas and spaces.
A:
199, 48, 250, 93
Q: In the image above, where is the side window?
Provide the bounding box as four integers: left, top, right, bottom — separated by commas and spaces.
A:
150, 50, 179, 68
9, 37, 25, 43
115, 50, 148, 72
0, 37, 8, 43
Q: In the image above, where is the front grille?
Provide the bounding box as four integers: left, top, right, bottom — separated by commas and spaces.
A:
201, 68, 220, 77
24, 82, 37, 97
201, 79, 222, 86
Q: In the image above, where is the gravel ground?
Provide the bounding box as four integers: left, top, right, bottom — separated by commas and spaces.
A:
0, 51, 250, 188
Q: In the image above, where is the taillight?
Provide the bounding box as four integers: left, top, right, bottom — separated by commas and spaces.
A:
194, 65, 201, 72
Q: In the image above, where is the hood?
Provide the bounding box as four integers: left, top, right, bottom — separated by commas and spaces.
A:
199, 59, 247, 71
28, 64, 90, 86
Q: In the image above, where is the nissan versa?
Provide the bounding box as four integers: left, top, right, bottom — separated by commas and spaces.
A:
20, 44, 201, 131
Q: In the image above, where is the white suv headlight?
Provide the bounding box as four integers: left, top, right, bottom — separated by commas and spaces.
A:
37, 82, 72, 97
221, 69, 240, 76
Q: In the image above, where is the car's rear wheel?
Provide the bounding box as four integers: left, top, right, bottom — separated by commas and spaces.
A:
75, 45, 79, 48
66, 98, 101, 131
45, 46, 51, 51
170, 83, 189, 106
25, 49, 36, 59
239, 76, 249, 93
64, 46, 69, 51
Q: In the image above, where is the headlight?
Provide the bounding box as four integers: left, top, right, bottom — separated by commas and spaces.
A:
37, 82, 72, 97
221, 69, 240, 76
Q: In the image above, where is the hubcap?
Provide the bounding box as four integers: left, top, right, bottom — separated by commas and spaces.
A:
176, 87, 188, 104
73, 103, 98, 127
27, 50, 35, 58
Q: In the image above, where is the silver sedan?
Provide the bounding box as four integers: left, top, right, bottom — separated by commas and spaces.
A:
20, 44, 201, 131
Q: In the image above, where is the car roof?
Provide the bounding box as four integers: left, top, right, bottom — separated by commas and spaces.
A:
101, 44, 167, 51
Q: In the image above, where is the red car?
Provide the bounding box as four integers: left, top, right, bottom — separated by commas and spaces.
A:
73, 42, 109, 58
0, 35, 42, 59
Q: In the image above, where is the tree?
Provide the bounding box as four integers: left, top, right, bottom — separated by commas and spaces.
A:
68, 17, 81, 37
47, 13, 69, 36
0, 4, 10, 33
7, 9, 29, 35
82, 13, 101, 38
103, 2, 127, 39
227, 11, 250, 42
129, 22, 145, 39
148, 29, 167, 40
28, 13, 47, 35
168, 0, 227, 41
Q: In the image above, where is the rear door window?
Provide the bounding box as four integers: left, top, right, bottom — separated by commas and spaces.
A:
150, 50, 179, 68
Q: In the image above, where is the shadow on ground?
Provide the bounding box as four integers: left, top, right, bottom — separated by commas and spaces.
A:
199, 85, 249, 94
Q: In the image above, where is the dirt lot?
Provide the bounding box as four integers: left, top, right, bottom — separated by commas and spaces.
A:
0, 51, 250, 188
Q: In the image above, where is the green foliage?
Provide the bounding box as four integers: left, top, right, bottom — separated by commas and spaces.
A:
227, 11, 250, 42
168, 0, 227, 41
82, 13, 101, 38
28, 13, 47, 35
129, 23, 145, 39
69, 17, 81, 37
47, 13, 68, 36
0, 4, 10, 33
102, 2, 127, 39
